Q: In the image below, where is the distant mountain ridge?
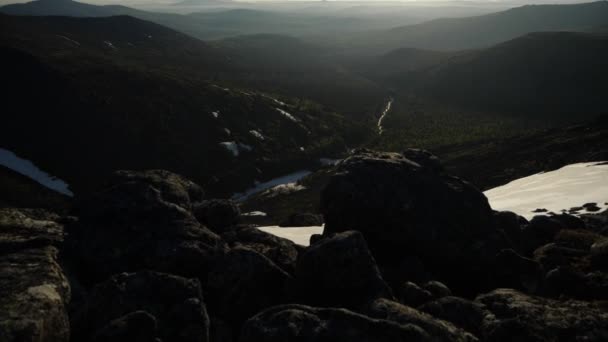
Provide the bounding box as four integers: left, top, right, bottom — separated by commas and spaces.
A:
341, 1, 608, 53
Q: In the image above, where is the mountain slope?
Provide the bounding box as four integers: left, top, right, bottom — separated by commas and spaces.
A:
342, 1, 608, 54
402, 31, 608, 119
0, 14, 365, 197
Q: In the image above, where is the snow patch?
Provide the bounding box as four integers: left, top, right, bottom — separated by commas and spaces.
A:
238, 143, 253, 152
55, 35, 80, 46
211, 111, 220, 118
242, 211, 267, 217
219, 142, 239, 157
257, 225, 324, 246
484, 162, 608, 220
320, 158, 340, 166
276, 108, 299, 123
260, 183, 306, 199
103, 41, 117, 50
233, 170, 312, 201
249, 130, 265, 140
0, 148, 73, 196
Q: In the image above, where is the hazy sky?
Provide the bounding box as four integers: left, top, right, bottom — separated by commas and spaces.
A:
0, 0, 596, 4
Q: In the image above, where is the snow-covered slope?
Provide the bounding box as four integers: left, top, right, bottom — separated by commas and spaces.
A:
0, 148, 73, 196
484, 162, 608, 219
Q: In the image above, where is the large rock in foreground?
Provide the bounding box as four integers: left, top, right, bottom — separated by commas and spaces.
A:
293, 231, 393, 310
320, 149, 502, 293
240, 304, 430, 342
75, 271, 210, 342
476, 288, 608, 341
67, 170, 225, 283
0, 209, 71, 342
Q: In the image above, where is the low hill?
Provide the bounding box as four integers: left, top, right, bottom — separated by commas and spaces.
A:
400, 31, 608, 120
0, 14, 367, 197
340, 1, 608, 54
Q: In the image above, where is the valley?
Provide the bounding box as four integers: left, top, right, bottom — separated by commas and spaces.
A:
1, 1, 608, 341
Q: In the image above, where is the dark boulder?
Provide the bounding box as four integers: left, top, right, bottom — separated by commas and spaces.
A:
76, 271, 209, 342
279, 213, 323, 227
395, 281, 433, 307
493, 211, 525, 253
533, 243, 589, 272
422, 281, 452, 299
240, 304, 430, 342
401, 148, 444, 173
0, 208, 71, 342
551, 213, 586, 230
476, 288, 608, 341
419, 297, 485, 336
193, 199, 240, 233
591, 238, 608, 269
293, 231, 393, 310
492, 249, 542, 292
366, 298, 478, 342
107, 169, 205, 211
320, 150, 502, 294
90, 311, 158, 342
521, 216, 565, 255
221, 226, 299, 274
67, 171, 224, 283
207, 247, 292, 329
542, 267, 608, 300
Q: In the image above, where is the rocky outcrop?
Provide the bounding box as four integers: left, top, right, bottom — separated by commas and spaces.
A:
0, 209, 71, 342
240, 304, 431, 342
366, 298, 478, 342
67, 170, 225, 283
220, 226, 299, 274
193, 199, 240, 233
75, 271, 209, 342
419, 297, 485, 336
293, 230, 393, 310
476, 288, 608, 341
320, 149, 504, 294
2, 155, 608, 342
207, 247, 292, 329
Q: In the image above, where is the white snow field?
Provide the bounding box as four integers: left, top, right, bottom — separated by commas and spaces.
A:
484, 162, 608, 219
256, 162, 608, 245
257, 226, 324, 246
233, 170, 311, 201
0, 148, 73, 196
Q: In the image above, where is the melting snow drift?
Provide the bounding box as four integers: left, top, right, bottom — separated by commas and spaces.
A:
0, 148, 73, 196
484, 162, 608, 220
258, 226, 324, 246
233, 170, 311, 201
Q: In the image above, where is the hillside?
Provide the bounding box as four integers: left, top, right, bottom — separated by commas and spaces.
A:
0, 14, 366, 197
338, 1, 608, 54
395, 31, 608, 119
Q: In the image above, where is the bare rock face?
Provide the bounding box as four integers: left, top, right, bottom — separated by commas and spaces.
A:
76, 271, 210, 342
293, 230, 394, 310
476, 288, 608, 341
220, 226, 299, 274
67, 170, 225, 284
366, 298, 479, 342
207, 247, 292, 330
240, 304, 430, 342
320, 149, 504, 294
193, 199, 240, 233
0, 208, 71, 342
